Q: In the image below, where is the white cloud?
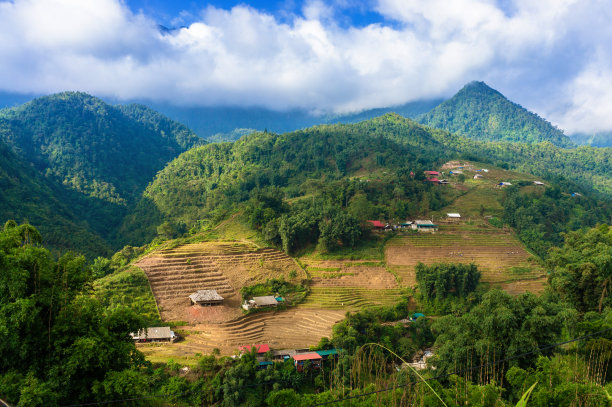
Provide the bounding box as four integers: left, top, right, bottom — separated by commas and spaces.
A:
0, 0, 611, 134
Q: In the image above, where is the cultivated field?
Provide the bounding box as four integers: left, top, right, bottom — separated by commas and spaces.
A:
386, 225, 547, 293
135, 241, 305, 322
297, 260, 403, 310
138, 308, 345, 361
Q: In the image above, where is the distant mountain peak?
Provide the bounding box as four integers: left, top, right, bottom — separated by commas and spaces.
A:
417, 81, 575, 148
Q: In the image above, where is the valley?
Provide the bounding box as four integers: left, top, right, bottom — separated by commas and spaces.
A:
122, 161, 550, 364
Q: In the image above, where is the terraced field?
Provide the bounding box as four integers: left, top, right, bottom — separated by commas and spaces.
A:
298, 287, 403, 310
135, 242, 304, 322
138, 308, 345, 360
386, 224, 547, 293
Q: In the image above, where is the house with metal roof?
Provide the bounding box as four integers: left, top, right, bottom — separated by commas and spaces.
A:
239, 344, 270, 354
243, 296, 279, 310
189, 289, 224, 306
411, 220, 438, 233
366, 220, 386, 229
293, 353, 323, 371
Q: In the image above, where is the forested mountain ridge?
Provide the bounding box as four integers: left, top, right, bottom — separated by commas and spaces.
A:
0, 139, 113, 256
122, 113, 611, 247
418, 81, 575, 148
0, 92, 204, 204
0, 92, 204, 257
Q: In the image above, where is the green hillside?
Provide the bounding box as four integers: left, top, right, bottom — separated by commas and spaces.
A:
0, 93, 204, 256
125, 114, 610, 254
418, 81, 575, 147
0, 139, 113, 256
0, 92, 203, 204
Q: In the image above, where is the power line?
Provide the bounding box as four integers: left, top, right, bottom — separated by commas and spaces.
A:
308, 327, 612, 406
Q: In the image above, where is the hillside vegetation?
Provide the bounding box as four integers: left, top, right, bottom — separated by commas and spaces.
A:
0, 93, 203, 256
418, 81, 575, 147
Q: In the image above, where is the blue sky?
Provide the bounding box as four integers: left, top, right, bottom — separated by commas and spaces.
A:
1, 0, 612, 135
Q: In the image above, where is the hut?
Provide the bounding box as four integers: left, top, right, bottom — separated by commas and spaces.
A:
131, 327, 177, 343
473, 174, 484, 180
189, 289, 224, 306
533, 181, 545, 186
447, 213, 461, 220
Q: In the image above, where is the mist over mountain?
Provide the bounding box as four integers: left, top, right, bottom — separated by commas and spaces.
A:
143, 99, 443, 141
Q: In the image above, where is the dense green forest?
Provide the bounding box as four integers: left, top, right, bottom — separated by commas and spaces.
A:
0, 93, 203, 257
1, 222, 610, 406
418, 81, 575, 148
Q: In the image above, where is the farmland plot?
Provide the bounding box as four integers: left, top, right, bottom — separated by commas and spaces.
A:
385, 226, 547, 293
135, 242, 305, 322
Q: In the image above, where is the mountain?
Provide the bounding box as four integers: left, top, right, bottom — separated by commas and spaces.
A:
0, 138, 113, 256
0, 92, 204, 256
417, 81, 575, 148
0, 92, 203, 204
122, 113, 611, 246
146, 99, 443, 141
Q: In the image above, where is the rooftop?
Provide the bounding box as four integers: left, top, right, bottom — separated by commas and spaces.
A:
189, 289, 224, 303
131, 326, 175, 340
293, 353, 323, 361
239, 344, 270, 354
252, 296, 278, 306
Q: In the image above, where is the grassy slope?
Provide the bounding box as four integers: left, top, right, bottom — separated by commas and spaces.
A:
94, 266, 161, 326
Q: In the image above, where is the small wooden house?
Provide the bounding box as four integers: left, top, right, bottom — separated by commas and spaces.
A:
447, 213, 461, 220
189, 289, 224, 306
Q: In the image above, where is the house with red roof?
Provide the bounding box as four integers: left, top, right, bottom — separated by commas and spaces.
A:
293, 353, 323, 371
239, 344, 270, 354
366, 220, 386, 229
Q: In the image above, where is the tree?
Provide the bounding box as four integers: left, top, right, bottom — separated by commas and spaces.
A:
547, 224, 612, 312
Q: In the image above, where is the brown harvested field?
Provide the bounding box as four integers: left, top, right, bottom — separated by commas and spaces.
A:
137, 308, 345, 360
304, 260, 397, 289
135, 241, 305, 322
385, 226, 546, 293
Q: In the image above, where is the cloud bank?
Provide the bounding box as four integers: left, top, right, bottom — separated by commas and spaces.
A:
1, 0, 612, 134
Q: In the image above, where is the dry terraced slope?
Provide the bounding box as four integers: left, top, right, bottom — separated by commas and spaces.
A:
135, 241, 304, 322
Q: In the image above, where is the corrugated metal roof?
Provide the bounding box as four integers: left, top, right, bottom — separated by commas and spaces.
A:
316, 349, 339, 356
239, 344, 270, 353
293, 353, 322, 361
253, 296, 278, 306
189, 289, 224, 302
132, 327, 174, 340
